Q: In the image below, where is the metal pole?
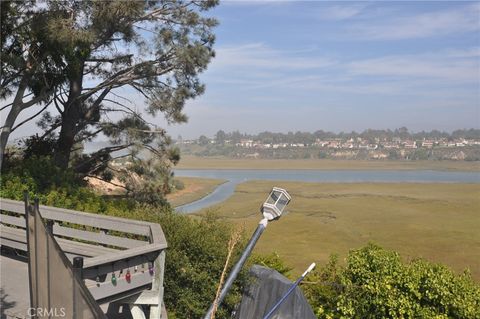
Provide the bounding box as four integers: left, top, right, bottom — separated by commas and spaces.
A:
203, 218, 269, 319
262, 263, 316, 319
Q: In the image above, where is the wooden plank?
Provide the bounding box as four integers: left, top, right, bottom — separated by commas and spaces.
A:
122, 290, 161, 305
83, 243, 166, 270
52, 224, 146, 249
0, 225, 25, 241
1, 199, 168, 246
0, 225, 118, 257
0, 214, 26, 228
0, 237, 27, 251
0, 199, 154, 236
86, 271, 153, 301
1, 213, 147, 248
149, 224, 167, 246
40, 207, 151, 236
82, 252, 160, 279
57, 237, 118, 257
0, 199, 25, 214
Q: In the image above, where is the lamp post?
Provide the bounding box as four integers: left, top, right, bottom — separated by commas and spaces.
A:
203, 187, 291, 319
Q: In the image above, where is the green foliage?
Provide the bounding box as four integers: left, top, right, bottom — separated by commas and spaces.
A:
249, 252, 292, 276
0, 155, 135, 214
1, 155, 82, 194
89, 207, 248, 319
304, 244, 480, 319
172, 179, 186, 191
159, 212, 246, 319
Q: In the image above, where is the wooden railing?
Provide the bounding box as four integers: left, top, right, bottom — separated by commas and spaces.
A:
0, 197, 168, 318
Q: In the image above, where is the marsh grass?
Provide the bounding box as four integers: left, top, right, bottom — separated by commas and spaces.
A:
195, 181, 480, 280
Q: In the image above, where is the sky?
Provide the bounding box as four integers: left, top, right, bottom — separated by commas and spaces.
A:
4, 1, 480, 141
162, 0, 480, 138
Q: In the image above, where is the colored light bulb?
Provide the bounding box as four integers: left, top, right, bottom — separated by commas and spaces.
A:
126, 270, 131, 283
134, 265, 138, 272
148, 264, 154, 275
111, 273, 117, 286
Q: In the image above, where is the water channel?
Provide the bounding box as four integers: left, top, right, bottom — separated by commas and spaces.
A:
174, 169, 479, 213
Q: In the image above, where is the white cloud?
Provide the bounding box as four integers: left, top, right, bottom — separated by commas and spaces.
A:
212, 43, 336, 70
351, 3, 480, 40
317, 3, 369, 21
347, 51, 479, 82
445, 47, 480, 58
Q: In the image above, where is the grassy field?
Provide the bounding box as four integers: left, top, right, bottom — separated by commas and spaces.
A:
176, 156, 480, 171
194, 181, 480, 280
166, 177, 225, 207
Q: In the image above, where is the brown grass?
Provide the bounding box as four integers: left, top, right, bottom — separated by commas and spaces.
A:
167, 177, 225, 207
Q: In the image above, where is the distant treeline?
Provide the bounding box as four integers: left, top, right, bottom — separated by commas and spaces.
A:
186, 128, 480, 145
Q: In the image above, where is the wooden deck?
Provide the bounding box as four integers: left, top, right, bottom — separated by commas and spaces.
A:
0, 198, 168, 318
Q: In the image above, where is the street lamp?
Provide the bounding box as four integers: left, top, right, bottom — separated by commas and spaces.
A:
203, 187, 292, 319
261, 187, 291, 220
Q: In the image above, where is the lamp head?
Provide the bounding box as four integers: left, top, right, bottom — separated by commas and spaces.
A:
261, 187, 291, 221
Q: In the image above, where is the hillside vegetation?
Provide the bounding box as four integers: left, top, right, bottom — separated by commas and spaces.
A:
1, 156, 479, 318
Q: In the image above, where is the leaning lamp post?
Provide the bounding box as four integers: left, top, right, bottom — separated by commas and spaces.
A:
203, 187, 292, 319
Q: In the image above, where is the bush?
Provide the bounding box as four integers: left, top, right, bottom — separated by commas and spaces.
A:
159, 212, 247, 318
172, 179, 185, 191
304, 244, 480, 319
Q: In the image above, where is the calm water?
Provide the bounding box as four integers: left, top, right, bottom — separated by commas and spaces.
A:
174, 169, 479, 213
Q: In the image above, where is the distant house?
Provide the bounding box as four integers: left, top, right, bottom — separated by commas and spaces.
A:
327, 141, 340, 148
358, 144, 369, 149
314, 139, 330, 147
422, 140, 434, 148
383, 142, 399, 149
454, 139, 466, 147
404, 141, 417, 149
237, 139, 254, 148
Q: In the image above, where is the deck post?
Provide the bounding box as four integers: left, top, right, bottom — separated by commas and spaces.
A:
130, 305, 147, 319
72, 257, 84, 319
148, 250, 166, 319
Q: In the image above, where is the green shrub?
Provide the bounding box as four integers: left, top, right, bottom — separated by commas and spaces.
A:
249, 252, 292, 276
173, 179, 185, 191
158, 212, 247, 319
304, 244, 480, 319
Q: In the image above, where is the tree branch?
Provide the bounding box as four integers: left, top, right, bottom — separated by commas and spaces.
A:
85, 174, 129, 190
11, 99, 52, 133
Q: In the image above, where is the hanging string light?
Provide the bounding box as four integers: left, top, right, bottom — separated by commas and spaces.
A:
126, 269, 131, 283
111, 272, 117, 286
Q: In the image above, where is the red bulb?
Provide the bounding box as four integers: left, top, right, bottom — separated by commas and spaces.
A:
126, 270, 131, 283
